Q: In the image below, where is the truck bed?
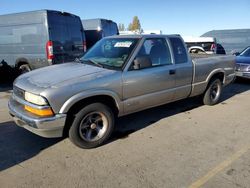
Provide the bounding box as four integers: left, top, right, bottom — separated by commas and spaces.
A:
190, 53, 222, 59
190, 54, 235, 97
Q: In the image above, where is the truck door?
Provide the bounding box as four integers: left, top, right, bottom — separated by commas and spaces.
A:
122, 38, 176, 114
169, 37, 193, 100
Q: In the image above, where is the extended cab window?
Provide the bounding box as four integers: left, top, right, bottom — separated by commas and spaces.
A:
137, 38, 172, 66
169, 37, 188, 64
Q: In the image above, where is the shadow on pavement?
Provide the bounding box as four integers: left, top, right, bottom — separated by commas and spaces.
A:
112, 97, 204, 140
221, 78, 250, 101
0, 83, 13, 92
0, 121, 62, 171
112, 81, 250, 140
0, 61, 17, 92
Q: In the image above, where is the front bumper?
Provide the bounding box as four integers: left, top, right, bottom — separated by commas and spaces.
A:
8, 96, 66, 138
224, 73, 236, 85
235, 71, 250, 79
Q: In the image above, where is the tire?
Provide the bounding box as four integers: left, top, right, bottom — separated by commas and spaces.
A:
203, 78, 222, 105
19, 64, 31, 74
69, 103, 115, 149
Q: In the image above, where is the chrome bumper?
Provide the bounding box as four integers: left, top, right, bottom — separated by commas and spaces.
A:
224, 73, 236, 85
8, 97, 66, 138
235, 71, 250, 79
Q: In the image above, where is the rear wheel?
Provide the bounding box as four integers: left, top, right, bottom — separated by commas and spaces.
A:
203, 78, 222, 105
19, 64, 31, 74
69, 103, 115, 149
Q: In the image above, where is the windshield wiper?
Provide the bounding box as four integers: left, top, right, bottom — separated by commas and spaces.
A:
82, 59, 104, 68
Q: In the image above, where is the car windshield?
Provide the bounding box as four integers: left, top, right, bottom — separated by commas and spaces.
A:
81, 38, 139, 69
240, 47, 250, 57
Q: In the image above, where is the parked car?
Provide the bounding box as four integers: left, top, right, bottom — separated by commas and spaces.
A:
82, 18, 119, 49
235, 46, 250, 79
0, 10, 86, 74
9, 35, 235, 149
183, 36, 226, 55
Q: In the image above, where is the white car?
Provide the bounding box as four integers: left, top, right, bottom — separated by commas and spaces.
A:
183, 36, 217, 54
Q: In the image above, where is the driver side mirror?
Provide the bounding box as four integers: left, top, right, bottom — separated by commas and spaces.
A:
133, 56, 152, 70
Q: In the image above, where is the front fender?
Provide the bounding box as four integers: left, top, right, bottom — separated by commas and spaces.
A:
59, 89, 123, 114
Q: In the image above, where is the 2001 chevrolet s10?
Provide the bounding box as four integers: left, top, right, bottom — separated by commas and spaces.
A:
9, 35, 235, 148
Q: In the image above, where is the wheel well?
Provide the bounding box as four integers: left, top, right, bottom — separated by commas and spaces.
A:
16, 61, 29, 69
203, 72, 224, 95
63, 95, 119, 137
209, 72, 224, 84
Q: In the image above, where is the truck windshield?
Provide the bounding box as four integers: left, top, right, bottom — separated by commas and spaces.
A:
81, 38, 139, 69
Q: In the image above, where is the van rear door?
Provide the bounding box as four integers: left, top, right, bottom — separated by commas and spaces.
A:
64, 16, 85, 62
102, 20, 119, 37
47, 11, 69, 64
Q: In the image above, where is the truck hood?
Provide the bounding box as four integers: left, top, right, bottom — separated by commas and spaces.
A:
15, 63, 115, 93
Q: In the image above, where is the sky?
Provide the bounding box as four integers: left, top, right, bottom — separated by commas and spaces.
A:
1, 0, 250, 36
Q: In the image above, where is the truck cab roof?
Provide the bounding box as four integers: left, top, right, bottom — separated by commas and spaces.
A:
105, 34, 181, 39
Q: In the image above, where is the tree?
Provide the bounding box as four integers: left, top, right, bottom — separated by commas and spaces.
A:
128, 16, 141, 31
128, 23, 133, 31
118, 23, 125, 31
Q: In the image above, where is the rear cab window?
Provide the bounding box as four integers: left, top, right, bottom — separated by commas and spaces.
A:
169, 37, 188, 64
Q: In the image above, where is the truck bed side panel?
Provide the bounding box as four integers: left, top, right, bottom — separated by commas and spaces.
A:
190, 55, 235, 97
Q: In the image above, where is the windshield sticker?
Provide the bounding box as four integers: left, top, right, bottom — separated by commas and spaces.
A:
114, 41, 133, 48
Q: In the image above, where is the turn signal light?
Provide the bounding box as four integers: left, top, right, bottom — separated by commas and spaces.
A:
24, 105, 54, 117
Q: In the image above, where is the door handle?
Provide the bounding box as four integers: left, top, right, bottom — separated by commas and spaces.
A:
169, 69, 176, 75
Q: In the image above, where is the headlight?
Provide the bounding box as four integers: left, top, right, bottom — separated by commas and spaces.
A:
247, 66, 250, 72
24, 92, 48, 106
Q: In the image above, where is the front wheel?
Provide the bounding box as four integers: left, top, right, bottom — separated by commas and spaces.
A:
203, 78, 222, 105
69, 103, 115, 149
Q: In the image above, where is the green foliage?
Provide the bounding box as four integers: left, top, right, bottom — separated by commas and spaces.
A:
128, 16, 141, 31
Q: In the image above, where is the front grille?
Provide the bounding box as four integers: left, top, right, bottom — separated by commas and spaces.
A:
236, 64, 250, 72
13, 86, 25, 99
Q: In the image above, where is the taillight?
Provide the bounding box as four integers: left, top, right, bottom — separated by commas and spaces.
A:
46, 41, 54, 60
83, 41, 87, 52
210, 43, 216, 52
